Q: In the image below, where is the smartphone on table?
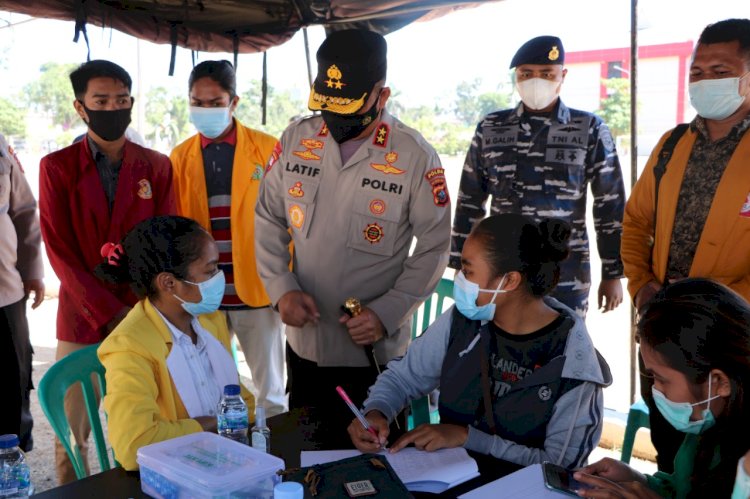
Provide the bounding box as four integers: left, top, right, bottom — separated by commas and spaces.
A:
542, 461, 593, 497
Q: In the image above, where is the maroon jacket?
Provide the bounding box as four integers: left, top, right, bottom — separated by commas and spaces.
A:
39, 138, 175, 343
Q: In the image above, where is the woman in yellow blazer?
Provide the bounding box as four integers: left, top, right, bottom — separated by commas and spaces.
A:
95, 215, 254, 470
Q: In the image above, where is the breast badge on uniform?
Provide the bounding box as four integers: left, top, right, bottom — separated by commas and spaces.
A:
292, 139, 324, 161
369, 199, 386, 215
372, 123, 390, 147
288, 204, 305, 229
363, 223, 384, 244
251, 163, 264, 181
740, 192, 750, 218
370, 151, 404, 175
266, 142, 283, 173
425, 168, 449, 207
137, 179, 153, 200
288, 181, 305, 198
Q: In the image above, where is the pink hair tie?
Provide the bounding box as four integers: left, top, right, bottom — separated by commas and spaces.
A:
100, 242, 124, 267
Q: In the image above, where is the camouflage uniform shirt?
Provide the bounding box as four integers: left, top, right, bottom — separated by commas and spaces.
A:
450, 101, 625, 311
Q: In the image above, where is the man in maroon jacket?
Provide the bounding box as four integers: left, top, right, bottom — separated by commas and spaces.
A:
39, 60, 175, 484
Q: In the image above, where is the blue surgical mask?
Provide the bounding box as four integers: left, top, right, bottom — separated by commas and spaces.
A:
652, 375, 719, 434
453, 271, 507, 321
689, 73, 748, 120
732, 457, 750, 499
174, 271, 225, 316
189, 106, 232, 139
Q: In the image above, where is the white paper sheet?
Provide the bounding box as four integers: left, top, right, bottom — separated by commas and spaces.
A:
458, 464, 564, 498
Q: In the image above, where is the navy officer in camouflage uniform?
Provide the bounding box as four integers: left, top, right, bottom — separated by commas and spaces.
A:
450, 36, 626, 317
255, 29, 451, 432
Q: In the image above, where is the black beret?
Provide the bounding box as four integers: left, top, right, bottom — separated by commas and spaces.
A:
509, 36, 565, 68
308, 29, 387, 115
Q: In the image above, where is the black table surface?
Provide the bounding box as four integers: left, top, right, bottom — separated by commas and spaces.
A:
34, 408, 521, 498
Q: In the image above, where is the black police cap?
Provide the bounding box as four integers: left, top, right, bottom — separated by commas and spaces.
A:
308, 29, 387, 115
509, 36, 565, 68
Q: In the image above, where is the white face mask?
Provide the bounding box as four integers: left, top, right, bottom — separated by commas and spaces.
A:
732, 456, 750, 499
688, 73, 748, 120
516, 78, 560, 111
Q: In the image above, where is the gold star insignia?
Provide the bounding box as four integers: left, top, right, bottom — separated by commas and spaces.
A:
325, 79, 334, 88
334, 81, 343, 89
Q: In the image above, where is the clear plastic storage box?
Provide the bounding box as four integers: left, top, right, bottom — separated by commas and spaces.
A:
136, 432, 284, 499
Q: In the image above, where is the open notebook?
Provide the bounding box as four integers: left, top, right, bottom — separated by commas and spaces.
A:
301, 447, 480, 493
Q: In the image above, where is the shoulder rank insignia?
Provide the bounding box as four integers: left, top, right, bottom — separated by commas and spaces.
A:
266, 142, 282, 173
317, 121, 329, 137
372, 123, 390, 147
370, 151, 404, 175
293, 139, 324, 161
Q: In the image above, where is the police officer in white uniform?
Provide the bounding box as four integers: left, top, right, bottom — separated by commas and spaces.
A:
255, 29, 451, 430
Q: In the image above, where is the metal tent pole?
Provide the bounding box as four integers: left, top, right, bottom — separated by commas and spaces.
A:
629, 0, 639, 406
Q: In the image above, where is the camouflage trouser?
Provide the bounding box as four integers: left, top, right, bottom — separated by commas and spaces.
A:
550, 288, 589, 319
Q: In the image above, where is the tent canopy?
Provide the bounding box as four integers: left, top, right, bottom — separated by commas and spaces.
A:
2, 1, 495, 55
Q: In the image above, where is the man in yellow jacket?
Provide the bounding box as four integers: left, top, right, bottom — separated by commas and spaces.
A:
170, 61, 286, 416
622, 18, 750, 473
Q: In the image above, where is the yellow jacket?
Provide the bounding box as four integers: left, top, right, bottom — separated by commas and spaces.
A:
170, 121, 278, 307
97, 299, 255, 470
622, 126, 750, 301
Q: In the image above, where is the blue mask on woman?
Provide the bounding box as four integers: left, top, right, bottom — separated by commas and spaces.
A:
189, 106, 232, 139
732, 456, 750, 499
652, 375, 719, 435
174, 271, 225, 316
453, 271, 507, 321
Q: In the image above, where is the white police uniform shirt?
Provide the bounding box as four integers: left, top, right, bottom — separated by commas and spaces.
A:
255, 110, 451, 367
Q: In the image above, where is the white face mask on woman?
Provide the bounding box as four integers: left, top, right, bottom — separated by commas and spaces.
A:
516, 78, 560, 110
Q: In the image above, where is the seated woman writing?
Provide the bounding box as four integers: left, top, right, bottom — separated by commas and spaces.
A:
348, 213, 611, 469
575, 278, 750, 498
95, 215, 254, 470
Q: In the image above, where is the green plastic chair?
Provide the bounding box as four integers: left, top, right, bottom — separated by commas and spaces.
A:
409, 277, 454, 429
38, 343, 112, 479
620, 399, 650, 464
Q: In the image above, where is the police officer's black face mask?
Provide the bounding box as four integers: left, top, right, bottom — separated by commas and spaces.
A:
321, 93, 381, 144
79, 100, 133, 142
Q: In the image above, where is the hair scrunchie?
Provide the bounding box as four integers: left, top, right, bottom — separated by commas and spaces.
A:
100, 242, 124, 267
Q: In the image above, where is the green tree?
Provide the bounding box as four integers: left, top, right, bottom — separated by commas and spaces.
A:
24, 62, 79, 130
597, 78, 631, 138
235, 81, 306, 138
144, 87, 190, 150
455, 79, 510, 127
0, 97, 27, 138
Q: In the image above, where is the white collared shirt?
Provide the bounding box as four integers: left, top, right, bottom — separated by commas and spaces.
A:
155, 309, 223, 417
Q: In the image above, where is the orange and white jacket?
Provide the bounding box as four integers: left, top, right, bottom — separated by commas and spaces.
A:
170, 121, 278, 307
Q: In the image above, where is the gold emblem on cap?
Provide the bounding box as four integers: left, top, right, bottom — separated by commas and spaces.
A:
548, 46, 560, 61
325, 64, 346, 90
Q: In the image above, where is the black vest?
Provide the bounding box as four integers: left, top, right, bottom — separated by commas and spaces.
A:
438, 309, 581, 449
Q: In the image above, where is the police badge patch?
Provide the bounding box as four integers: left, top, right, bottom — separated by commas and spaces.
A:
363, 223, 384, 244
425, 167, 449, 207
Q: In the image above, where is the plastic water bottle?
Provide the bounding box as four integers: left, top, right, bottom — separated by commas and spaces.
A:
274, 481, 303, 498
251, 406, 271, 453
0, 434, 32, 497
217, 384, 249, 444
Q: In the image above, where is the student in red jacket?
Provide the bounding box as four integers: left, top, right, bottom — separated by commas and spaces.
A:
39, 60, 175, 484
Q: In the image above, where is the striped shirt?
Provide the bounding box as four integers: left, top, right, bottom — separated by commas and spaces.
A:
200, 126, 246, 309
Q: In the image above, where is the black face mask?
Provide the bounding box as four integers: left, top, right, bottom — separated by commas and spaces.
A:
80, 102, 132, 142
321, 95, 381, 144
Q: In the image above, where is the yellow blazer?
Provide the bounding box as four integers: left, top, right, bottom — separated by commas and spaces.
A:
170, 121, 278, 307
97, 299, 255, 470
622, 126, 750, 301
